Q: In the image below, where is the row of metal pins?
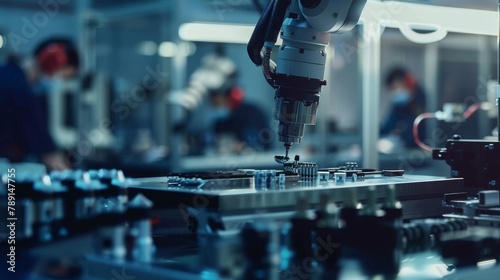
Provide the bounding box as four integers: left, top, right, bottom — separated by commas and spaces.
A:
297, 162, 318, 179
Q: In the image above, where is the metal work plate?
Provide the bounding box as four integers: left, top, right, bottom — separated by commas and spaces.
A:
129, 175, 465, 218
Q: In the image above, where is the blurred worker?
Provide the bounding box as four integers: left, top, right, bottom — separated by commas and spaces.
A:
0, 38, 79, 169
210, 85, 272, 153
381, 67, 426, 148
170, 52, 272, 153
32, 38, 79, 119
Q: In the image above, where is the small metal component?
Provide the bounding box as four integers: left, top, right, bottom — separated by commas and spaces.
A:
269, 170, 277, 188
253, 171, 263, 189
334, 172, 346, 184
278, 173, 286, 189
253, 170, 277, 190
352, 173, 358, 182
283, 162, 296, 173
318, 171, 329, 182
278, 173, 286, 184
478, 190, 500, 206
75, 173, 101, 219
345, 162, 358, 170
263, 171, 269, 187
97, 224, 126, 260
485, 143, 495, 150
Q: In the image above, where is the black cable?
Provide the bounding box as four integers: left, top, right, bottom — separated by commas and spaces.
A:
251, 0, 265, 13
264, 0, 290, 45
247, 0, 275, 65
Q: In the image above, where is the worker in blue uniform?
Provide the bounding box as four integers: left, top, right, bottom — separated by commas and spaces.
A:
210, 85, 273, 152
381, 67, 427, 148
0, 38, 78, 169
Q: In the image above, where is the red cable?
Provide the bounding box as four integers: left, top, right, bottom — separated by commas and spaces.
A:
463, 103, 480, 119
413, 112, 435, 152
413, 104, 480, 152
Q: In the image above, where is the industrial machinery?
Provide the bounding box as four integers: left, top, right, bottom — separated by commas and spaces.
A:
3, 165, 500, 279
247, 0, 367, 159
1, 1, 500, 280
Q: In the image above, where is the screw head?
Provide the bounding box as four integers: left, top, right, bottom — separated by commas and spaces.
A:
490, 180, 497, 186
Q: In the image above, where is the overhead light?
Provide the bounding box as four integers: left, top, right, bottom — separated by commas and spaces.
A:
137, 41, 157, 56
179, 22, 284, 45
361, 0, 498, 44
0, 35, 4, 49
179, 2, 497, 46
179, 22, 253, 44
158, 41, 178, 57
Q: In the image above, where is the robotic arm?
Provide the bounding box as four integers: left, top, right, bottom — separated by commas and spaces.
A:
248, 0, 366, 161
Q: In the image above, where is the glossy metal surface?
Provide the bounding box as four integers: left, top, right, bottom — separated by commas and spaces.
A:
130, 175, 465, 218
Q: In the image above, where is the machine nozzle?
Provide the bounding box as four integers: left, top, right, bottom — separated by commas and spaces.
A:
284, 142, 292, 159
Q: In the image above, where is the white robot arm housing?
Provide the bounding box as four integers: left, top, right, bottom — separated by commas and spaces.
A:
247, 0, 366, 159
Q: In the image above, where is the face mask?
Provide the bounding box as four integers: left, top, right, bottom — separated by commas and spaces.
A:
392, 89, 411, 106
213, 107, 231, 121
36, 76, 64, 95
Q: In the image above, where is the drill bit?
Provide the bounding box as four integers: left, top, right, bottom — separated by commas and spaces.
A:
284, 142, 292, 159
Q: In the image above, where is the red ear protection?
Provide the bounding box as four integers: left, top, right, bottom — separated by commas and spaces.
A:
404, 74, 417, 92
229, 86, 244, 110
37, 43, 68, 75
